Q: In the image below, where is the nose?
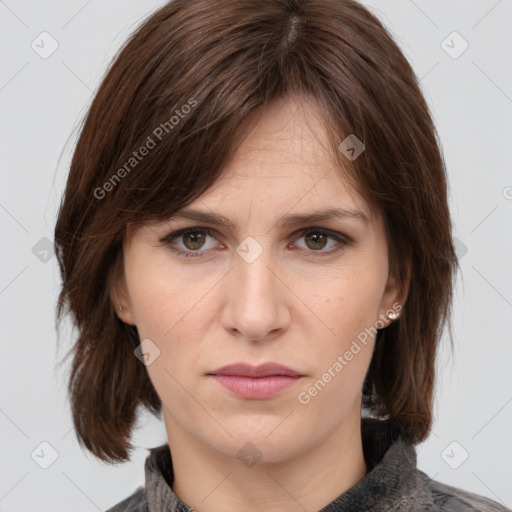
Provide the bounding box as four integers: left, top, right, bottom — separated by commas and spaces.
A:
221, 240, 291, 342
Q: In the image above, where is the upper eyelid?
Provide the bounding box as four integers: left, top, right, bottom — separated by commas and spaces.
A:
160, 226, 352, 246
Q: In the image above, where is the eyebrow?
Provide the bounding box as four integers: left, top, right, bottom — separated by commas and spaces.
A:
168, 207, 370, 229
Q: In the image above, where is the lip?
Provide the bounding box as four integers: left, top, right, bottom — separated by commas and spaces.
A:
207, 363, 304, 399
209, 362, 302, 378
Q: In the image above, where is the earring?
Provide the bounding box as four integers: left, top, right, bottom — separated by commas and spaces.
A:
387, 310, 400, 320
119, 306, 124, 312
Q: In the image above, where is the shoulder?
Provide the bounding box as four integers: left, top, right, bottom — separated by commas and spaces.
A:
412, 470, 510, 512
105, 486, 147, 512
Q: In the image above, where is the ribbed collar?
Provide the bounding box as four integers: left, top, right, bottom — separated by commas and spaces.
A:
143, 417, 416, 512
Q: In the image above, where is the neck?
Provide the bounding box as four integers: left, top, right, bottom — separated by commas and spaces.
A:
164, 410, 367, 512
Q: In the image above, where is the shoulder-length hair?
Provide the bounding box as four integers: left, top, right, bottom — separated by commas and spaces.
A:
54, 0, 458, 462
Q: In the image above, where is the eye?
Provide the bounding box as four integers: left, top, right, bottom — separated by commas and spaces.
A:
160, 227, 352, 259
160, 227, 220, 258
291, 228, 352, 256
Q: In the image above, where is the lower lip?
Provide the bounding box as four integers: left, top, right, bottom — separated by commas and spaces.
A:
209, 375, 301, 399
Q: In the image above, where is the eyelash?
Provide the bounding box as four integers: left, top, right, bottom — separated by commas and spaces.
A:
160, 227, 353, 259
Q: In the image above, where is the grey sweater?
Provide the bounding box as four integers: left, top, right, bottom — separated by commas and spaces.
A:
107, 418, 510, 511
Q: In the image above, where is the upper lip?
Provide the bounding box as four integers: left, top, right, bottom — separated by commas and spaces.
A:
208, 362, 302, 378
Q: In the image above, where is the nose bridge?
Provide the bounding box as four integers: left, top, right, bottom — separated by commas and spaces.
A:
225, 234, 287, 339
234, 234, 277, 301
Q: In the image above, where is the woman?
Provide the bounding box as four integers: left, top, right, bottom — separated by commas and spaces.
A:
54, 0, 509, 510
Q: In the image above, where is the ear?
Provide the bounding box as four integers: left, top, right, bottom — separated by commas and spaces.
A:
110, 262, 136, 326
378, 258, 411, 328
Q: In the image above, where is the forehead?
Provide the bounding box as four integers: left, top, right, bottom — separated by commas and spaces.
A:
127, 95, 384, 241
192, 95, 373, 221
224, 95, 339, 176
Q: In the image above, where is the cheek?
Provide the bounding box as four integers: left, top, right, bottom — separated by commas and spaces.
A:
298, 268, 384, 395
124, 252, 208, 338
315, 266, 386, 336
123, 258, 217, 394
297, 285, 378, 412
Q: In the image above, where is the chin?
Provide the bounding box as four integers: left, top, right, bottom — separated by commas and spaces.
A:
201, 420, 314, 464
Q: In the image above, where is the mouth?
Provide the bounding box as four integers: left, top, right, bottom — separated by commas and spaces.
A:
207, 362, 304, 400
208, 362, 302, 378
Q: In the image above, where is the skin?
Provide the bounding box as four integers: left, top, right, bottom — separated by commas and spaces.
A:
113, 95, 407, 512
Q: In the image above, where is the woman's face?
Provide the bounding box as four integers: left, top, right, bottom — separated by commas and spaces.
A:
116, 96, 403, 464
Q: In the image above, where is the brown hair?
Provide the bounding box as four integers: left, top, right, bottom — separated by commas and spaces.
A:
54, 0, 458, 463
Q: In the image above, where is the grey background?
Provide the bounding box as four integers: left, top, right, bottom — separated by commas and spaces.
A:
0, 0, 511, 510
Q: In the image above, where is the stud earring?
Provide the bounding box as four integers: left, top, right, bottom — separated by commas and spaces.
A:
119, 306, 124, 312
387, 310, 400, 320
